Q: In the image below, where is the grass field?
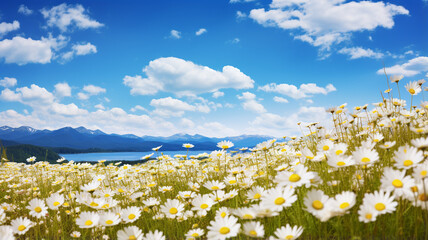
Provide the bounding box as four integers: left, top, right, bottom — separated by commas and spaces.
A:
0, 79, 427, 239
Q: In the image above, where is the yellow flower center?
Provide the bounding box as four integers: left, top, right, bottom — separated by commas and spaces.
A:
128, 214, 136, 220
335, 150, 343, 155
361, 157, 370, 163
229, 180, 236, 184
289, 174, 301, 182
322, 145, 329, 151
90, 202, 98, 207
128, 235, 136, 240
409, 89, 416, 94
53, 201, 60, 206
421, 170, 427, 176
249, 230, 258, 236
340, 202, 350, 209
219, 227, 230, 234
243, 214, 253, 219
336, 161, 346, 166
312, 200, 323, 210
419, 193, 428, 201
253, 193, 261, 199
18, 225, 26, 231
200, 204, 209, 209
85, 220, 93, 226
169, 207, 178, 214
105, 220, 113, 225
220, 212, 227, 218
35, 206, 42, 213
274, 197, 286, 205
365, 213, 372, 220
286, 235, 294, 239
403, 160, 413, 167
392, 179, 403, 188
192, 233, 200, 237
375, 203, 385, 211
211, 186, 219, 190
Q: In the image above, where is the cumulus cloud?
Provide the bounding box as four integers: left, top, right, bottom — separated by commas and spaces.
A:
54, 82, 72, 97
149, 96, 213, 117
212, 91, 225, 98
130, 105, 147, 112
0, 21, 20, 36
123, 57, 254, 96
62, 42, 97, 61
249, 0, 408, 51
237, 92, 267, 113
18, 5, 33, 15
77, 84, 105, 100
170, 30, 181, 39
195, 28, 207, 36
0, 77, 17, 88
259, 82, 336, 99
377, 56, 428, 77
338, 47, 384, 59
0, 84, 55, 107
273, 96, 288, 103
237, 11, 247, 20
41, 3, 104, 32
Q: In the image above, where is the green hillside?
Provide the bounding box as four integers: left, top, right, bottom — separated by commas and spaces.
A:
1, 144, 61, 164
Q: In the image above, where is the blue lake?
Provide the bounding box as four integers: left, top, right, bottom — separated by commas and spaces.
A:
61, 151, 210, 162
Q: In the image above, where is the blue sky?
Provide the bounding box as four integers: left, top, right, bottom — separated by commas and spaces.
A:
0, 0, 427, 137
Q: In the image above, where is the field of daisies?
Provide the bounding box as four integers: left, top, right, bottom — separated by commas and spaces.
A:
0, 76, 427, 240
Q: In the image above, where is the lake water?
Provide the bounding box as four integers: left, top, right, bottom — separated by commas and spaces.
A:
61, 151, 210, 162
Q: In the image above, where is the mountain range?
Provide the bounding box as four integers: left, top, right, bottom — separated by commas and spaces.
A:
0, 126, 272, 153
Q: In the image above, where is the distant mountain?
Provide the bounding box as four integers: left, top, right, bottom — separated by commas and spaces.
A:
0, 126, 273, 152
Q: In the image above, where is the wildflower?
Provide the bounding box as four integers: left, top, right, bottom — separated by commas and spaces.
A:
246, 186, 266, 201
352, 147, 379, 165
362, 190, 397, 215
390, 75, 403, 83
274, 165, 315, 188
0, 226, 14, 240
270, 224, 304, 240
215, 207, 230, 218
393, 146, 424, 169
76, 211, 99, 228
117, 226, 143, 240
46, 193, 64, 210
11, 217, 33, 235
204, 180, 226, 191
26, 156, 36, 162
100, 211, 121, 226
217, 140, 234, 150
358, 204, 378, 223
81, 180, 101, 192
413, 162, 428, 181
142, 230, 165, 240
121, 206, 141, 223
260, 186, 297, 212
183, 143, 195, 149
207, 215, 241, 240
380, 167, 415, 198
152, 145, 162, 151
332, 191, 356, 213
160, 199, 185, 219
304, 189, 334, 222
242, 221, 264, 238
379, 141, 396, 149
327, 154, 355, 168
405, 81, 422, 95
71, 231, 81, 238
191, 194, 215, 213
185, 228, 205, 239
411, 136, 428, 149
27, 198, 48, 218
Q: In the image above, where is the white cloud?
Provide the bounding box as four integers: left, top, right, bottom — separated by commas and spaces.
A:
170, 30, 181, 39
230, 0, 256, 3
61, 42, 97, 61
0, 21, 20, 36
18, 5, 33, 15
237, 11, 247, 19
0, 35, 68, 65
0, 77, 17, 88
195, 28, 207, 36
230, 38, 240, 44
273, 96, 288, 103
52, 102, 88, 116
130, 105, 147, 112
41, 3, 104, 32
237, 92, 267, 113
0, 84, 55, 107
378, 56, 428, 77
259, 82, 336, 99
54, 82, 71, 97
150, 97, 197, 117
77, 92, 89, 100
82, 84, 106, 95
249, 0, 408, 51
338, 47, 384, 59
212, 91, 224, 98
94, 104, 105, 110
123, 57, 254, 96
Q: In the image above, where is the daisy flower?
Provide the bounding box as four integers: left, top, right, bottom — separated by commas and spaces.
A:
405, 81, 422, 95
142, 230, 165, 240
242, 221, 264, 238
206, 215, 241, 240
185, 228, 205, 240
204, 180, 226, 191
233, 207, 257, 220
380, 167, 415, 198
362, 190, 397, 215
260, 186, 297, 212
246, 186, 266, 201
191, 194, 215, 212
183, 143, 195, 149
215, 207, 230, 218
217, 140, 234, 150
76, 211, 99, 228
393, 146, 424, 169
274, 165, 315, 188
317, 139, 334, 152
330, 143, 348, 156
352, 147, 379, 165
303, 189, 334, 222
326, 154, 355, 168
413, 162, 428, 181
270, 224, 304, 240
100, 211, 121, 226
81, 180, 101, 192
160, 199, 185, 219
46, 192, 64, 210
332, 191, 356, 214
26, 156, 36, 163
117, 226, 144, 240
121, 206, 141, 223
379, 141, 396, 149
10, 217, 33, 235
411, 179, 428, 209
26, 198, 48, 218
411, 136, 428, 149
357, 204, 378, 223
